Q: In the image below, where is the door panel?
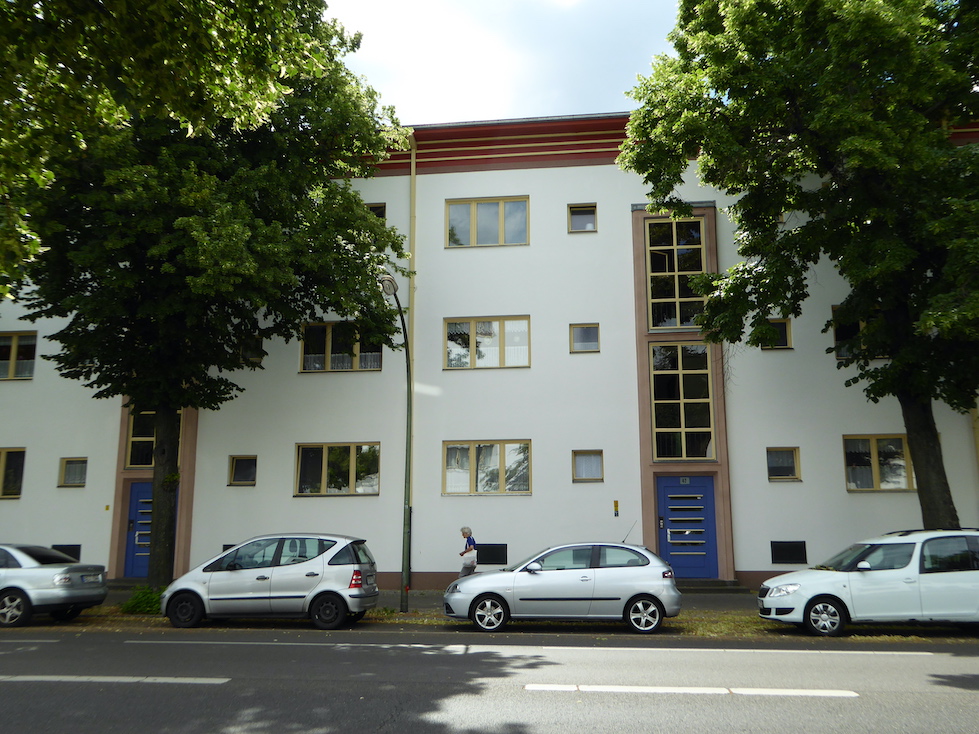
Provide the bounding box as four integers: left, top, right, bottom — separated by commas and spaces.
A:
124, 482, 153, 578
656, 476, 718, 579
511, 546, 594, 617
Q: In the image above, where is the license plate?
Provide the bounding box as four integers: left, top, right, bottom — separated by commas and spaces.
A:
366, 574, 376, 587
81, 574, 101, 584
757, 598, 765, 610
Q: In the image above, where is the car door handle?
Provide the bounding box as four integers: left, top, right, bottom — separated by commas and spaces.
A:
305, 572, 319, 577
256, 575, 270, 581
904, 578, 916, 584
580, 575, 592, 582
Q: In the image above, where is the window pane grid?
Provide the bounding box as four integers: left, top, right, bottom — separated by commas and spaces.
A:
1, 449, 26, 498
301, 323, 382, 372
0, 333, 36, 380
843, 435, 912, 490
444, 317, 530, 369
645, 219, 706, 330
650, 343, 714, 460
295, 443, 380, 496
446, 198, 529, 247
443, 441, 531, 494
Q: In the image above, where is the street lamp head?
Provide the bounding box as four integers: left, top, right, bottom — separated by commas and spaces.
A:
379, 274, 399, 296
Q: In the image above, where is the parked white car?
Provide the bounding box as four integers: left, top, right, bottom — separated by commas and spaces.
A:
444, 542, 681, 633
758, 529, 979, 636
161, 533, 379, 630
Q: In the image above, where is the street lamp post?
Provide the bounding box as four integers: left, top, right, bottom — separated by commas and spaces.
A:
379, 274, 412, 612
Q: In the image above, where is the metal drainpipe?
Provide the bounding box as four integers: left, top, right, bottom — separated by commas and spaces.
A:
399, 133, 418, 613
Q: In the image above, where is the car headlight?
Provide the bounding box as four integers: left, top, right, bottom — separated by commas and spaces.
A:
446, 583, 461, 594
767, 583, 801, 599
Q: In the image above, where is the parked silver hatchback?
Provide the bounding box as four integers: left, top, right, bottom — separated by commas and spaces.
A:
0, 544, 108, 627
443, 542, 681, 633
161, 533, 379, 630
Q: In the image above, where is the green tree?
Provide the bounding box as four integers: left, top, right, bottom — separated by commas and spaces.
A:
1, 0, 351, 294
619, 0, 979, 529
17, 57, 408, 586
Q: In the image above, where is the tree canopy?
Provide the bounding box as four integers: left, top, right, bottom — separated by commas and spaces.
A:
619, 0, 979, 528
16, 46, 408, 585
2, 0, 353, 294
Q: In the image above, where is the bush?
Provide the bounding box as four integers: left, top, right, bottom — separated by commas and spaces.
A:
120, 586, 163, 615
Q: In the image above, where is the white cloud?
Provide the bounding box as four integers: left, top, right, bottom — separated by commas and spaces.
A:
329, 0, 532, 124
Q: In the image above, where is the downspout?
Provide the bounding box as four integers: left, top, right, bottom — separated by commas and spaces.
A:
400, 133, 417, 611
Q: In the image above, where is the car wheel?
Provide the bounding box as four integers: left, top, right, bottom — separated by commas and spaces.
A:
310, 593, 348, 630
0, 589, 32, 627
49, 608, 82, 623
167, 592, 205, 628
803, 597, 848, 637
625, 595, 664, 633
471, 594, 509, 632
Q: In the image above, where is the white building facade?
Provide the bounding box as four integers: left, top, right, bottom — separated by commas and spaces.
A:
2, 113, 977, 589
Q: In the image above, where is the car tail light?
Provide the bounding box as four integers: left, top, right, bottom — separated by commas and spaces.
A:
662, 569, 674, 579
349, 570, 363, 589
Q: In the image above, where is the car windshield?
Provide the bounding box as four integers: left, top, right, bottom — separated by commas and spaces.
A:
503, 550, 549, 572
15, 546, 80, 565
812, 543, 871, 571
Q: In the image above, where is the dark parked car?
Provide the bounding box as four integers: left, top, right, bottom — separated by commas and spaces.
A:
0, 544, 108, 627
161, 533, 379, 630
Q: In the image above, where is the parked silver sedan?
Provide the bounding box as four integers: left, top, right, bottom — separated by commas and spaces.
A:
444, 542, 681, 633
0, 544, 108, 627
161, 533, 379, 630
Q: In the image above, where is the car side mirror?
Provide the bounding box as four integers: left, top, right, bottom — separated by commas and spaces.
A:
856, 560, 872, 571
525, 562, 542, 573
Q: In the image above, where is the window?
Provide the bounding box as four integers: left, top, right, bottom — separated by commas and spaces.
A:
447, 197, 528, 247
645, 218, 706, 329
573, 450, 604, 482
862, 542, 915, 570
570, 324, 600, 353
568, 204, 597, 232
843, 435, 913, 490
761, 319, 791, 349
445, 317, 530, 368
368, 203, 387, 219
229, 456, 257, 486
296, 443, 379, 495
59, 458, 87, 487
126, 411, 182, 468
242, 336, 264, 365
921, 536, 978, 572
1, 449, 25, 498
443, 441, 531, 494
833, 310, 861, 360
301, 323, 382, 372
767, 447, 800, 481
537, 546, 592, 570
650, 343, 714, 460
598, 546, 648, 567
0, 332, 36, 379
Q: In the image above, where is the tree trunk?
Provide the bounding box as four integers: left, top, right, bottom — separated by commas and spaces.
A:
147, 408, 181, 588
896, 391, 960, 530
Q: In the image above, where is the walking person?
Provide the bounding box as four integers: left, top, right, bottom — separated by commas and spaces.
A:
459, 526, 477, 577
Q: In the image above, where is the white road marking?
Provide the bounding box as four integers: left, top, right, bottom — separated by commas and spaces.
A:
526, 683, 859, 698
0, 675, 229, 685
124, 640, 931, 657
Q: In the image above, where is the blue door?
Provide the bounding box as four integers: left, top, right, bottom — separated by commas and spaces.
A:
124, 482, 154, 578
656, 476, 718, 579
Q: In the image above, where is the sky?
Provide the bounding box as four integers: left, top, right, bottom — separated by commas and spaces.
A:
324, 0, 679, 126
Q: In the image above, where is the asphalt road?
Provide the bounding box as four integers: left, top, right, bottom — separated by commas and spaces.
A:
2, 618, 978, 733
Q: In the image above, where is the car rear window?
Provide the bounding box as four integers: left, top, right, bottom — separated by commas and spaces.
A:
328, 540, 375, 565
16, 546, 79, 565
